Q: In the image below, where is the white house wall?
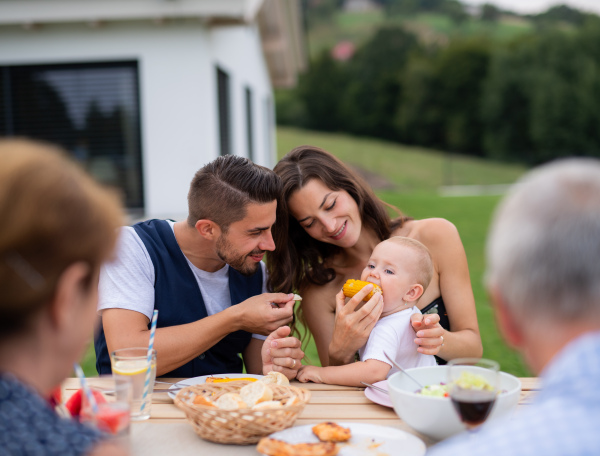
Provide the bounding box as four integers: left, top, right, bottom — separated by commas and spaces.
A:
0, 20, 274, 217
210, 25, 274, 170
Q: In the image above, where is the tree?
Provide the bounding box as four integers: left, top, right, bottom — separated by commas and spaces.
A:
442, 0, 468, 24
399, 39, 492, 155
482, 31, 600, 164
297, 51, 349, 131
481, 3, 501, 22
342, 26, 420, 140
534, 5, 586, 27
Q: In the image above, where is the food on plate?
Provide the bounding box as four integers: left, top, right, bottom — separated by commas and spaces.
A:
415, 372, 495, 397
342, 279, 382, 302
214, 393, 247, 410
240, 381, 274, 408
260, 371, 290, 386
192, 395, 217, 407
252, 400, 284, 410
257, 438, 340, 456
205, 376, 258, 383
293, 293, 303, 301
312, 422, 352, 443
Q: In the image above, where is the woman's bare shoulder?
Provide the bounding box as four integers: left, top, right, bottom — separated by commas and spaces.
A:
394, 218, 460, 246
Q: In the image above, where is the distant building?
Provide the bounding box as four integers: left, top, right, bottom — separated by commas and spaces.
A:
0, 0, 306, 217
332, 41, 356, 61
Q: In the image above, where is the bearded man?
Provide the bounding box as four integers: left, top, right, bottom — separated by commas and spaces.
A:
95, 155, 303, 378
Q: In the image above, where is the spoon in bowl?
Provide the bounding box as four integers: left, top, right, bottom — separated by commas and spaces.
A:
384, 351, 425, 389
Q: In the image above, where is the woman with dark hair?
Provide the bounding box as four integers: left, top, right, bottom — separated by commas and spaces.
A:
0, 139, 127, 455
268, 146, 482, 366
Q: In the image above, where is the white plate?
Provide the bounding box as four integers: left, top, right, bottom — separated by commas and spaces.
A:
262, 423, 426, 456
167, 373, 263, 399
364, 380, 393, 408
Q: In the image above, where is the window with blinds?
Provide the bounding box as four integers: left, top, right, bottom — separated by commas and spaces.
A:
245, 86, 254, 161
216, 66, 231, 156
0, 61, 144, 209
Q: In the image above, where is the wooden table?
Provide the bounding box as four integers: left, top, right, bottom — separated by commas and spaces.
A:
62, 377, 540, 455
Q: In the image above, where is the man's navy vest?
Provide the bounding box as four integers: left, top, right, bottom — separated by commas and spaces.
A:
95, 219, 262, 377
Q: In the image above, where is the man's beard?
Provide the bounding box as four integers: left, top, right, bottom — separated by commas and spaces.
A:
216, 234, 262, 276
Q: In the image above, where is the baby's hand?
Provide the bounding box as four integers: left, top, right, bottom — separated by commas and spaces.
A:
296, 365, 324, 384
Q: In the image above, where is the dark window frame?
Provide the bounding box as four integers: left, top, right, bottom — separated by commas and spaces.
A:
245, 86, 254, 161
216, 66, 232, 156
0, 60, 144, 209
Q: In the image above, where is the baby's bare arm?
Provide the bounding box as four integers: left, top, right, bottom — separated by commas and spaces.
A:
296, 359, 390, 387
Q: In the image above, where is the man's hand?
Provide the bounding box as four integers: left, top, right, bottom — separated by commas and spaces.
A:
235, 293, 296, 336
296, 365, 323, 384
261, 326, 304, 380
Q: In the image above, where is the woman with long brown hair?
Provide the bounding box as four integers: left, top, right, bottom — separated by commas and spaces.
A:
268, 146, 482, 366
0, 139, 127, 455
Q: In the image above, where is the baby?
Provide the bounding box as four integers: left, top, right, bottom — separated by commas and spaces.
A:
297, 236, 436, 386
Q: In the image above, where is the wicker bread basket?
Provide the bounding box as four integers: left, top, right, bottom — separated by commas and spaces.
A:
174, 380, 311, 445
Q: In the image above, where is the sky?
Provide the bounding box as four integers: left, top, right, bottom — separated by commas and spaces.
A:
463, 0, 600, 15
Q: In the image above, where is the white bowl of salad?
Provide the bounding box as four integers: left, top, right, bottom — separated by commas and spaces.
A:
387, 366, 521, 441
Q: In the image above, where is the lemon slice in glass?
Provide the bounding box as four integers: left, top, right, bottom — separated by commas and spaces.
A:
112, 359, 150, 376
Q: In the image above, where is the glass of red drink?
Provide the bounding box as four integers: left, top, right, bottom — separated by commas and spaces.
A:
80, 375, 132, 440
447, 358, 499, 431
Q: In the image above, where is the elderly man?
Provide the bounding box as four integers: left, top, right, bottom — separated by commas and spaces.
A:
428, 158, 600, 456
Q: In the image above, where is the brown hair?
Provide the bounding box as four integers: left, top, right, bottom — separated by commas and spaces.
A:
187, 155, 282, 231
267, 145, 411, 295
0, 139, 123, 339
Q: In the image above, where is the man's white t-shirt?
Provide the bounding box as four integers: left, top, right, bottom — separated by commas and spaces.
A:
98, 221, 268, 339
359, 306, 436, 376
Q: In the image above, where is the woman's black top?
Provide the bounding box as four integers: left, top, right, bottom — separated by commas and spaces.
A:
0, 373, 103, 456
421, 296, 450, 365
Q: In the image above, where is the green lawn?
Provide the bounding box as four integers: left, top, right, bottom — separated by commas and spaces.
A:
82, 127, 531, 377
277, 127, 525, 191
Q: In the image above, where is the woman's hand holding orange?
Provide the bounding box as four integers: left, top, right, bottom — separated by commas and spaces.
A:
328, 284, 384, 366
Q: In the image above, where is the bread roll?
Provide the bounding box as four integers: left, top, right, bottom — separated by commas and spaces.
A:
214, 393, 247, 410
260, 371, 290, 387
192, 395, 217, 408
240, 381, 273, 408
252, 400, 283, 410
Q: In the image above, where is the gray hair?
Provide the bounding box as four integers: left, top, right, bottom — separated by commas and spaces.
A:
486, 158, 600, 323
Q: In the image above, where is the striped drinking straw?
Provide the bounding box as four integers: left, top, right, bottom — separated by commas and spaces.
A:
140, 309, 158, 413
74, 363, 98, 415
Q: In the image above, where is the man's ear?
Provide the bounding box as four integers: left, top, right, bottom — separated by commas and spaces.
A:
404, 284, 424, 303
195, 219, 221, 240
489, 285, 524, 349
49, 262, 91, 330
